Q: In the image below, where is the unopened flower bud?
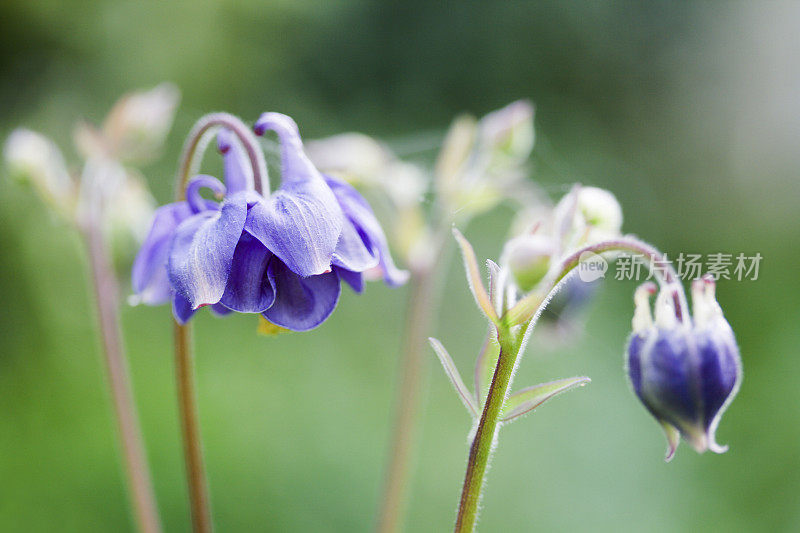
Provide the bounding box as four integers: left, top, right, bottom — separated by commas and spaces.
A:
477, 99, 535, 167
626, 279, 742, 461
4, 129, 75, 216
108, 171, 156, 247
553, 185, 623, 248
77, 83, 180, 164
502, 233, 555, 292
577, 186, 622, 236
306, 132, 391, 187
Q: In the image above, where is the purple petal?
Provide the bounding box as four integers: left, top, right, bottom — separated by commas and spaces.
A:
332, 219, 379, 272
168, 192, 248, 309
186, 175, 225, 214
248, 113, 344, 276
334, 266, 364, 293
219, 232, 276, 313
325, 175, 408, 286
254, 113, 317, 183
245, 178, 343, 277
210, 303, 233, 316
172, 292, 196, 324
218, 129, 254, 194
132, 202, 193, 305
262, 259, 341, 331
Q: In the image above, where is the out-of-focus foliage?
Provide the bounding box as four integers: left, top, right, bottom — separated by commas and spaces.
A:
1, 1, 798, 531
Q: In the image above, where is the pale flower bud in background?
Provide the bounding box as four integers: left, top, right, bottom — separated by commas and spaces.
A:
77, 156, 128, 222
477, 99, 535, 168
307, 131, 428, 210
108, 171, 157, 245
434, 114, 477, 194
382, 162, 428, 209
78, 156, 155, 265
3, 128, 76, 216
306, 132, 392, 187
75, 83, 180, 164
435, 102, 537, 220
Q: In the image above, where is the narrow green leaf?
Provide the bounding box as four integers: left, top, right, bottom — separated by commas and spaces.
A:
501, 376, 591, 422
429, 338, 479, 418
453, 227, 499, 324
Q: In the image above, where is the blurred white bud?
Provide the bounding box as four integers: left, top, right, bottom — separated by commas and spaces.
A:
435, 102, 537, 220
383, 161, 428, 208
107, 171, 156, 245
477, 99, 535, 167
4, 128, 75, 216
576, 186, 622, 235
435, 114, 477, 192
502, 233, 555, 292
77, 156, 128, 221
308, 131, 429, 210
553, 185, 623, 248
77, 157, 155, 259
77, 83, 180, 164
306, 132, 391, 186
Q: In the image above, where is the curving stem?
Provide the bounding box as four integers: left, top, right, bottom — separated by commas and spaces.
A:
171, 112, 267, 532
505, 236, 689, 327
175, 112, 268, 199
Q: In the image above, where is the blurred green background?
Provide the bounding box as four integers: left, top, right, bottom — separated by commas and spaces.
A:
1, 1, 799, 531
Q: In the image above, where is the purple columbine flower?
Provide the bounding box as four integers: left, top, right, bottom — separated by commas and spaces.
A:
626, 279, 742, 461
132, 113, 406, 330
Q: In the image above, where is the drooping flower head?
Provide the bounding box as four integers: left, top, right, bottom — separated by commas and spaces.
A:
626, 278, 742, 461
132, 112, 406, 330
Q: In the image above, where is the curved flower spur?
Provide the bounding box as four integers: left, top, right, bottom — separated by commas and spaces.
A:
131, 111, 406, 531
132, 112, 405, 330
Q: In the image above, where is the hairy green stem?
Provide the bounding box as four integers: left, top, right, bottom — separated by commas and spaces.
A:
454, 324, 518, 533
84, 221, 162, 533
454, 237, 684, 531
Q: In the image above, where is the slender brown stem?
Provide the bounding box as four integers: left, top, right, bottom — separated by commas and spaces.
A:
454, 326, 517, 533
85, 222, 162, 533
376, 266, 437, 533
176, 112, 268, 198
174, 322, 212, 533
168, 113, 256, 532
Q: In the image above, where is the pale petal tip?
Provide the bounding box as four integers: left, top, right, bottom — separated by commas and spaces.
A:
661, 422, 680, 463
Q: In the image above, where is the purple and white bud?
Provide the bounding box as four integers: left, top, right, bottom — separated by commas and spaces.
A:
626, 279, 742, 461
